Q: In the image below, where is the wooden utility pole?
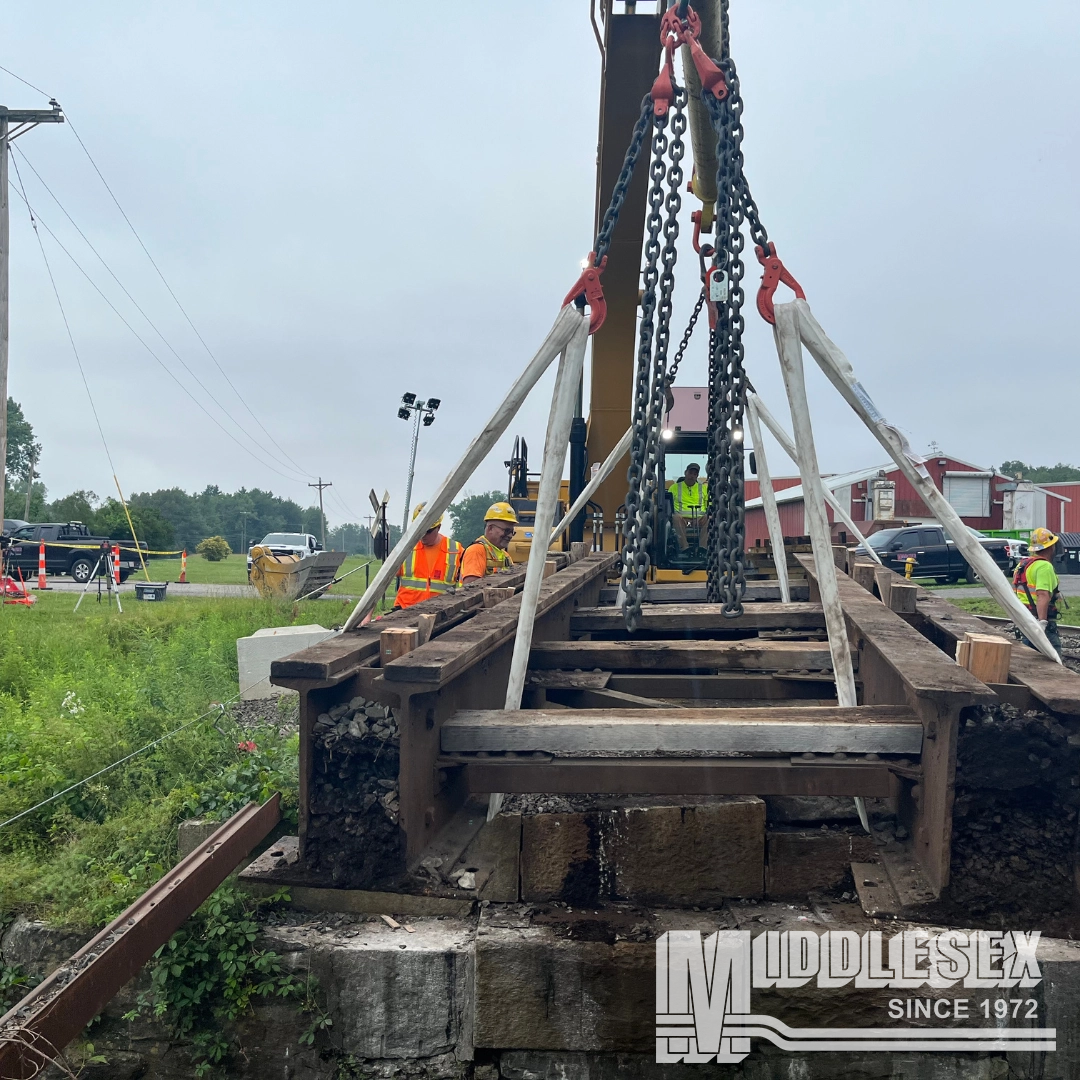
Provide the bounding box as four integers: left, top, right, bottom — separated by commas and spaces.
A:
237, 509, 253, 555
308, 477, 331, 549
0, 102, 64, 529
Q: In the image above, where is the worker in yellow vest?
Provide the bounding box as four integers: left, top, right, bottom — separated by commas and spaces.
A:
671, 462, 708, 554
1013, 526, 1063, 655
393, 503, 463, 609
460, 502, 518, 584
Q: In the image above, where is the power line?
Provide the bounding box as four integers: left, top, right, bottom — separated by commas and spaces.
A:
0, 63, 50, 99
12, 145, 312, 485
64, 115, 318, 483
9, 151, 117, 478
7, 179, 313, 488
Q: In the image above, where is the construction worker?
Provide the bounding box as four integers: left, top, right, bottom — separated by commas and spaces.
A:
393, 504, 463, 610
1013, 527, 1064, 655
671, 462, 709, 555
460, 502, 518, 584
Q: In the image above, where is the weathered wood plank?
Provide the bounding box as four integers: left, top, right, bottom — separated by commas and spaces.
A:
458, 758, 897, 797
598, 582, 810, 604
569, 602, 826, 633
544, 686, 683, 710
528, 639, 856, 673
606, 673, 837, 700
907, 586, 1080, 716
382, 554, 618, 685
527, 670, 611, 690
442, 705, 922, 755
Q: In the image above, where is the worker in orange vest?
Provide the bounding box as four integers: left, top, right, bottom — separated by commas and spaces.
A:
393, 504, 463, 610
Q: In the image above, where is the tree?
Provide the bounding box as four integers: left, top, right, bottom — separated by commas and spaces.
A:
448, 490, 505, 544
5, 398, 41, 482
997, 461, 1080, 483
93, 499, 176, 552
46, 490, 100, 524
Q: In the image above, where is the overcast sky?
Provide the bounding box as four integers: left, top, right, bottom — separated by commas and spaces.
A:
3, 1, 1078, 530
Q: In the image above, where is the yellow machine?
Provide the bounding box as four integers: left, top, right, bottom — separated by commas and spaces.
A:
503, 436, 570, 564
248, 545, 346, 599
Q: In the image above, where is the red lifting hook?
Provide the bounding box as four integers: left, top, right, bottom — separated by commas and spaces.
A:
658, 5, 727, 101
755, 244, 805, 325
563, 254, 608, 334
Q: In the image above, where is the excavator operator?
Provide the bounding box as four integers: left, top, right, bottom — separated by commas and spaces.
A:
671, 462, 708, 556
460, 502, 518, 584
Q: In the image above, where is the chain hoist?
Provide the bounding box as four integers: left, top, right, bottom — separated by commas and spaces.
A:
620, 76, 687, 632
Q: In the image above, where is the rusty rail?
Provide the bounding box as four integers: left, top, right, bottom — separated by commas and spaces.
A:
0, 795, 281, 1079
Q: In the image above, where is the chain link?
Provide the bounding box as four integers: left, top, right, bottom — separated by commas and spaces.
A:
594, 95, 654, 265
620, 84, 687, 632
665, 287, 704, 390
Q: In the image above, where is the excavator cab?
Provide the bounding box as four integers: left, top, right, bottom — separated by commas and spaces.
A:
503, 436, 568, 564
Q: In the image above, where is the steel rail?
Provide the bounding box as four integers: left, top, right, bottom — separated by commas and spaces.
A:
0, 795, 281, 1079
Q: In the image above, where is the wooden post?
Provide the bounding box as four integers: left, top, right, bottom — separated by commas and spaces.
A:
873, 568, 894, 606
380, 627, 419, 664
832, 545, 848, 572
543, 559, 557, 579
852, 561, 877, 593
888, 582, 918, 614
570, 541, 588, 563
958, 632, 1012, 685
415, 613, 437, 646
483, 587, 515, 608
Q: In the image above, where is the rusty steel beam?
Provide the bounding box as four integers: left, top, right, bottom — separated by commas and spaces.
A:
0, 796, 281, 1079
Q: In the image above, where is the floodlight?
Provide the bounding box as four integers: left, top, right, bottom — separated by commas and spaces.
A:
422, 414, 435, 427
402, 392, 417, 406
731, 427, 744, 443
427, 398, 441, 411
661, 428, 674, 441
398, 407, 411, 420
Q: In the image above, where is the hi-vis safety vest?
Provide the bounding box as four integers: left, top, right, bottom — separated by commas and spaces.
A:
1013, 556, 1060, 618
395, 537, 463, 609
467, 534, 513, 575
672, 480, 708, 515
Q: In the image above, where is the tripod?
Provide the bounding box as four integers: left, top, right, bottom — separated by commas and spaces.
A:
73, 549, 123, 613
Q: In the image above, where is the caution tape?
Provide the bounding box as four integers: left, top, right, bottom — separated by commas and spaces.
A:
7, 542, 185, 555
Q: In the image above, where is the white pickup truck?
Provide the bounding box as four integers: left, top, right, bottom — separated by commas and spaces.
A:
247, 532, 322, 579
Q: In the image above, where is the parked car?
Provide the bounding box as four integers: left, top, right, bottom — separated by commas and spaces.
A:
3, 522, 146, 583
854, 524, 1012, 584
246, 532, 322, 579
2, 518, 29, 537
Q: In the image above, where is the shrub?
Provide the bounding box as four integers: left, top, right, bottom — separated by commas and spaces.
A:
197, 536, 232, 562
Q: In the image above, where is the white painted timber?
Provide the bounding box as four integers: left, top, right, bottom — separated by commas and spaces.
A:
442, 706, 923, 756
237, 624, 336, 699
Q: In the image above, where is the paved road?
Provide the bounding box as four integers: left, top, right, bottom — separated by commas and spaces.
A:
927, 574, 1080, 602
37, 580, 357, 600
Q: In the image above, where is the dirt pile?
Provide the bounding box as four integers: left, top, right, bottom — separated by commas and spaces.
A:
947, 702, 1080, 921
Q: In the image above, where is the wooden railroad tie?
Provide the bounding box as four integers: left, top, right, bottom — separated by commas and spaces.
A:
956, 632, 1012, 685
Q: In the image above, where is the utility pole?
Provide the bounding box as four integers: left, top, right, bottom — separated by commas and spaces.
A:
0, 102, 64, 529
23, 446, 34, 520
237, 510, 253, 556
308, 477, 331, 549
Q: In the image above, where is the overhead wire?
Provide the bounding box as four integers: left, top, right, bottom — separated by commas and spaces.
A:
64, 116, 320, 484
0, 62, 50, 98
12, 146, 313, 486
7, 180, 316, 486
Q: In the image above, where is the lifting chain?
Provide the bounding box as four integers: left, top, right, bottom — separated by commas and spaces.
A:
593, 95, 654, 266
620, 82, 687, 632
665, 287, 704, 391
703, 0, 759, 618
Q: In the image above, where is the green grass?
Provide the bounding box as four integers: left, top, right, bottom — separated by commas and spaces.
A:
0, 592, 358, 927
950, 596, 1080, 626
145, 552, 380, 594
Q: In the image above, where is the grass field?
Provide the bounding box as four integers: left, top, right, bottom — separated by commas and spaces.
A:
950, 596, 1080, 626
0, 592, 357, 927
145, 552, 380, 595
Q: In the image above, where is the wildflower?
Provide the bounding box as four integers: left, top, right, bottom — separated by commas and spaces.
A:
237, 740, 258, 753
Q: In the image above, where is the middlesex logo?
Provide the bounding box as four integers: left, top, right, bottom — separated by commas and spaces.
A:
656, 929, 1055, 1063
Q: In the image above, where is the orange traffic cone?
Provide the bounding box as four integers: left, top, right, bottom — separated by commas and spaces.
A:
36, 542, 50, 590
178, 550, 188, 584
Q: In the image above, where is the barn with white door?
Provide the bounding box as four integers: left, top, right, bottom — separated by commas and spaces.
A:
744, 453, 1069, 542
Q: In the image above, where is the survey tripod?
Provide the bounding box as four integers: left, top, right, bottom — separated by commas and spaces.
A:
73, 542, 123, 612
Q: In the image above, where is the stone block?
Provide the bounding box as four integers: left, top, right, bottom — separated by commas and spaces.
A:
177, 818, 222, 858
264, 917, 474, 1061
765, 828, 875, 900
610, 797, 765, 905
521, 813, 594, 903
764, 795, 860, 824
236, 624, 335, 700
460, 812, 522, 903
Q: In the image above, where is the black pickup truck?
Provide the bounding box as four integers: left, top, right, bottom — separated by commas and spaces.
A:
857, 525, 1012, 583
2, 522, 146, 583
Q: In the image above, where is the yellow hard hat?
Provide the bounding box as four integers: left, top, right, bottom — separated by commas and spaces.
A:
484, 501, 519, 524
412, 502, 444, 528
1028, 527, 1059, 552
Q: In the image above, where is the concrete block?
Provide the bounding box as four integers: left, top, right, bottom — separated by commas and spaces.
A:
610, 797, 764, 905
264, 918, 474, 1061
177, 818, 222, 859
766, 828, 875, 900
236, 624, 334, 699
521, 813, 594, 903
460, 812, 522, 903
